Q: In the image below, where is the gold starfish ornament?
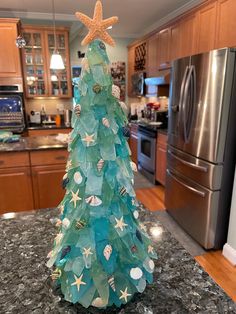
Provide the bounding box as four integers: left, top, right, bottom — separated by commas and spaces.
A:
75, 0, 118, 46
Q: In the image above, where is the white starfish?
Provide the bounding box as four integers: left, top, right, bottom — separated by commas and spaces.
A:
148, 245, 154, 254
114, 216, 128, 232
82, 247, 93, 258
71, 274, 86, 292
70, 189, 82, 208
119, 287, 131, 303
82, 132, 95, 146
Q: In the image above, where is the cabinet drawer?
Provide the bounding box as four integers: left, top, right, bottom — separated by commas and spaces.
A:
30, 149, 68, 166
0, 152, 30, 168
157, 133, 167, 147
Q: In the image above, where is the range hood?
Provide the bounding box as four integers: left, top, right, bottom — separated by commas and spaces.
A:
145, 70, 170, 86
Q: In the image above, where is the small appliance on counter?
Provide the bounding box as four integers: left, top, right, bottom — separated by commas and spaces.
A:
0, 82, 25, 133
29, 111, 41, 124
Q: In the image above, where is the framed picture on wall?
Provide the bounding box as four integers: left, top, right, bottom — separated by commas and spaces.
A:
111, 62, 126, 101
72, 66, 82, 78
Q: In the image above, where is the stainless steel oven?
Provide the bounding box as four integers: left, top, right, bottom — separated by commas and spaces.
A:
138, 125, 156, 183
0, 84, 25, 133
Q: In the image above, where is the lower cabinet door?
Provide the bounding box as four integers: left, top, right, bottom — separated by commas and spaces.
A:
0, 167, 34, 214
155, 144, 167, 186
32, 164, 66, 209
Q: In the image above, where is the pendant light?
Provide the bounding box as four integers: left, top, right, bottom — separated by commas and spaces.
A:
50, 0, 65, 70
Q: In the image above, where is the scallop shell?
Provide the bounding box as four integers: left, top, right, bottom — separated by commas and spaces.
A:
97, 159, 104, 172
133, 210, 139, 219
102, 117, 110, 128
74, 104, 81, 117
130, 267, 143, 280
112, 84, 121, 100
130, 161, 138, 172
74, 171, 83, 184
85, 195, 102, 206
62, 218, 70, 228
108, 276, 116, 291
92, 297, 106, 308
103, 244, 112, 261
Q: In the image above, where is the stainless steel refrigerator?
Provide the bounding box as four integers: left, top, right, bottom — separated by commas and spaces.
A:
165, 48, 236, 249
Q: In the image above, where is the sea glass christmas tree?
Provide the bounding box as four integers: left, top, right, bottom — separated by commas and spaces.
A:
47, 1, 157, 308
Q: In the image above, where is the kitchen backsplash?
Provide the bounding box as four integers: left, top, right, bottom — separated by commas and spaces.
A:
24, 98, 73, 116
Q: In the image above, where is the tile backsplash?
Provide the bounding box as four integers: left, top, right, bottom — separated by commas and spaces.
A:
25, 98, 73, 117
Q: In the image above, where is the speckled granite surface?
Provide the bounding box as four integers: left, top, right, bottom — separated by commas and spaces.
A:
1, 205, 235, 314
0, 135, 67, 152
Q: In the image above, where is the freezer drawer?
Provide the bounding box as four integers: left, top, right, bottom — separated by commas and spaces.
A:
165, 169, 220, 249
167, 146, 223, 190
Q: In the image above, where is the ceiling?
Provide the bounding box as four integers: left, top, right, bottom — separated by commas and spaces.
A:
0, 0, 203, 39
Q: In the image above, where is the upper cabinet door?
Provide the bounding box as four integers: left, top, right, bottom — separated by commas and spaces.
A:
215, 0, 236, 48
157, 28, 170, 70
22, 30, 49, 97
196, 1, 217, 54
180, 13, 198, 57
46, 30, 72, 98
0, 19, 22, 78
147, 34, 158, 77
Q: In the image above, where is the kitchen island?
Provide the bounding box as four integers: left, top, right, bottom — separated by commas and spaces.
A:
1, 204, 235, 314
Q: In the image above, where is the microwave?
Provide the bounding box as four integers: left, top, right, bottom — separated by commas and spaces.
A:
131, 72, 146, 96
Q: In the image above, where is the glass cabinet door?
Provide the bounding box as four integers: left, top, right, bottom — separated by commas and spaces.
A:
22, 31, 48, 97
47, 32, 71, 97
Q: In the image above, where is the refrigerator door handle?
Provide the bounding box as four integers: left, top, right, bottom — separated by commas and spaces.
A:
186, 65, 196, 142
182, 66, 193, 142
168, 149, 208, 172
167, 169, 206, 197
172, 66, 189, 113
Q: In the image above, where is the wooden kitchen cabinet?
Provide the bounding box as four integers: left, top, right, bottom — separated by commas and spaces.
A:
215, 0, 236, 48
157, 28, 170, 70
28, 128, 71, 137
155, 133, 167, 186
128, 45, 135, 97
31, 164, 66, 209
30, 149, 68, 209
0, 152, 34, 214
0, 19, 22, 78
147, 33, 159, 77
21, 26, 72, 98
129, 123, 138, 165
196, 1, 217, 54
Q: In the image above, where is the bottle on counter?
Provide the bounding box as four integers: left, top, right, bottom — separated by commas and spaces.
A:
41, 105, 47, 123
55, 109, 61, 127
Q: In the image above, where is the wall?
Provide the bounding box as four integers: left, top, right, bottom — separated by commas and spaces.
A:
223, 167, 236, 265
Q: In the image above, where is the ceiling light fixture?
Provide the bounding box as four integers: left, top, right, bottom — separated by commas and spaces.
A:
50, 0, 65, 70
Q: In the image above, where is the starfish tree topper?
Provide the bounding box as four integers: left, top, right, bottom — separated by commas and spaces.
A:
75, 0, 119, 46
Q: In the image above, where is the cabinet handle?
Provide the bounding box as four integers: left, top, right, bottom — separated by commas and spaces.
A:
55, 156, 66, 160
0, 160, 4, 165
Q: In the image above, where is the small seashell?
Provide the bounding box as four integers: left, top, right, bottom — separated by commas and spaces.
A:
85, 195, 102, 206
50, 268, 61, 281
130, 161, 138, 172
93, 83, 102, 94
133, 210, 139, 219
63, 173, 68, 180
99, 42, 106, 50
62, 218, 70, 228
131, 245, 138, 253
97, 159, 104, 172
120, 186, 127, 196
74, 104, 81, 117
112, 84, 120, 99
130, 267, 143, 280
76, 219, 86, 229
103, 244, 112, 261
149, 259, 155, 271
62, 177, 69, 189
102, 117, 110, 128
74, 171, 83, 184
92, 297, 107, 308
108, 276, 116, 291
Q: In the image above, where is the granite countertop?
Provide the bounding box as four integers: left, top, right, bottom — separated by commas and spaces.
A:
1, 205, 235, 314
27, 123, 71, 130
0, 135, 68, 152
